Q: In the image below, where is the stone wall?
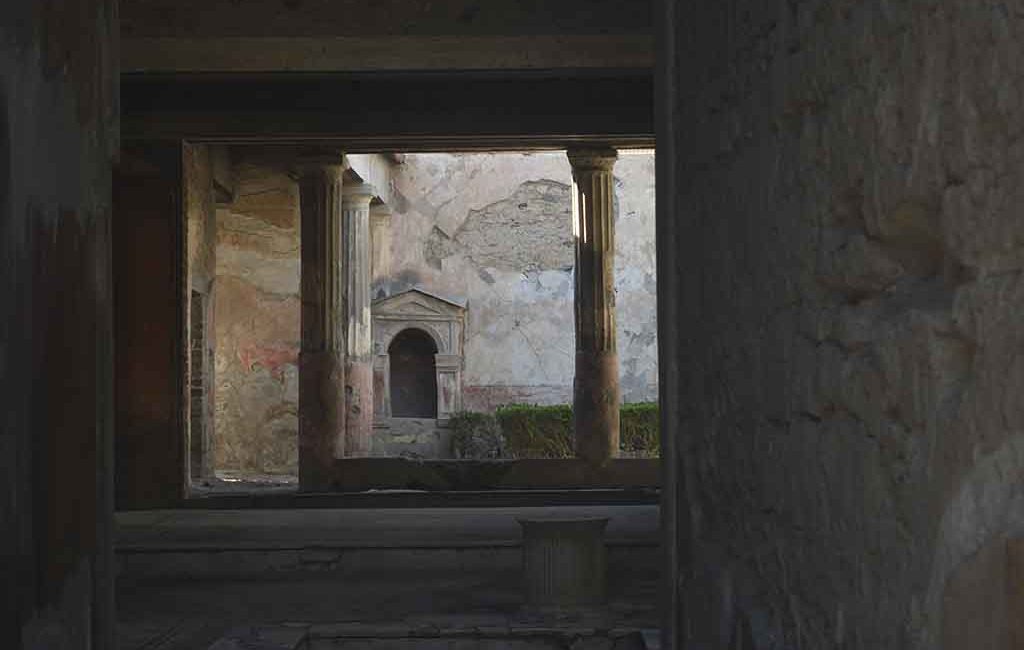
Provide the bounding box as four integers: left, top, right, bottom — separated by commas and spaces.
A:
0, 1, 119, 647
384, 152, 658, 412
662, 2, 1024, 647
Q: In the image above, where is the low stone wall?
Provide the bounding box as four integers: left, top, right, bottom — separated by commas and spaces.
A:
370, 418, 454, 459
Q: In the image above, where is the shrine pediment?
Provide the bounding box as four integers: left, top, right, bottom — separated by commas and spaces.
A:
372, 288, 466, 321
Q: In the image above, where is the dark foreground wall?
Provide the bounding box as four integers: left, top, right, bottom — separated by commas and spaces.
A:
0, 1, 119, 648
661, 2, 1024, 648
114, 142, 187, 510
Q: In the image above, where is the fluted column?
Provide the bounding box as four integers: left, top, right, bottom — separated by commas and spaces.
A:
568, 148, 620, 465
293, 154, 346, 491
342, 182, 375, 456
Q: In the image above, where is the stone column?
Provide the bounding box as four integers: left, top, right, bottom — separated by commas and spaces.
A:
369, 203, 393, 289
293, 154, 346, 491
568, 148, 620, 465
342, 182, 375, 456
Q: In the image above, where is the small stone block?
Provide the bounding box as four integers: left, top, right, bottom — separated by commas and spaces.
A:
517, 517, 610, 610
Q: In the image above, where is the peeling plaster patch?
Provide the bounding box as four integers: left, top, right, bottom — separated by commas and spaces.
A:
425, 179, 573, 273
424, 225, 454, 270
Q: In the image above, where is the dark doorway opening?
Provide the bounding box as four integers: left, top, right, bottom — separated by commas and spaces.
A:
389, 328, 438, 418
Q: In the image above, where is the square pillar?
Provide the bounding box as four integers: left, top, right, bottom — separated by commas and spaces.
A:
568, 148, 620, 466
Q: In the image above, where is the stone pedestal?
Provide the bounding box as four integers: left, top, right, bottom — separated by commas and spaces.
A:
342, 182, 375, 457
568, 148, 620, 465
293, 155, 347, 491
517, 517, 609, 611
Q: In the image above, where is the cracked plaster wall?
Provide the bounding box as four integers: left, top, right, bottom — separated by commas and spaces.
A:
665, 2, 1024, 648
212, 159, 300, 474
384, 152, 658, 413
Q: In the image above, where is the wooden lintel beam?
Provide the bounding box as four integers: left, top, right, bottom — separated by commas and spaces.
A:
121, 70, 655, 149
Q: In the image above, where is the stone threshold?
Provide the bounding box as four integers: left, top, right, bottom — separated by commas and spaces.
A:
326, 458, 661, 492
209, 622, 658, 649
116, 505, 659, 549
117, 538, 658, 553
176, 487, 660, 511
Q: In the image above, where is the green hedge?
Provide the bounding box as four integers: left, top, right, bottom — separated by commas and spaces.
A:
450, 411, 504, 459
620, 402, 659, 455
497, 404, 574, 459
449, 402, 659, 459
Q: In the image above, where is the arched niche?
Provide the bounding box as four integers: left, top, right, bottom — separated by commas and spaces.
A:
388, 328, 438, 418
371, 288, 466, 429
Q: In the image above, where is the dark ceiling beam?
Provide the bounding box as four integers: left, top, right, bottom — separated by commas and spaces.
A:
121, 70, 655, 151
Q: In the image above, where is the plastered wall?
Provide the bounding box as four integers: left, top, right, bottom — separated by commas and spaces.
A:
663, 2, 1024, 647
385, 152, 658, 413
1, 1, 119, 647
213, 157, 301, 474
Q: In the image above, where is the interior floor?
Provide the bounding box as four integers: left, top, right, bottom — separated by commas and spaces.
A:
116, 505, 660, 649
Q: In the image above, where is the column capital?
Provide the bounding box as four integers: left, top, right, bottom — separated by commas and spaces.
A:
567, 148, 618, 173
342, 181, 376, 208
288, 148, 347, 180
370, 203, 393, 226
369, 202, 392, 217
